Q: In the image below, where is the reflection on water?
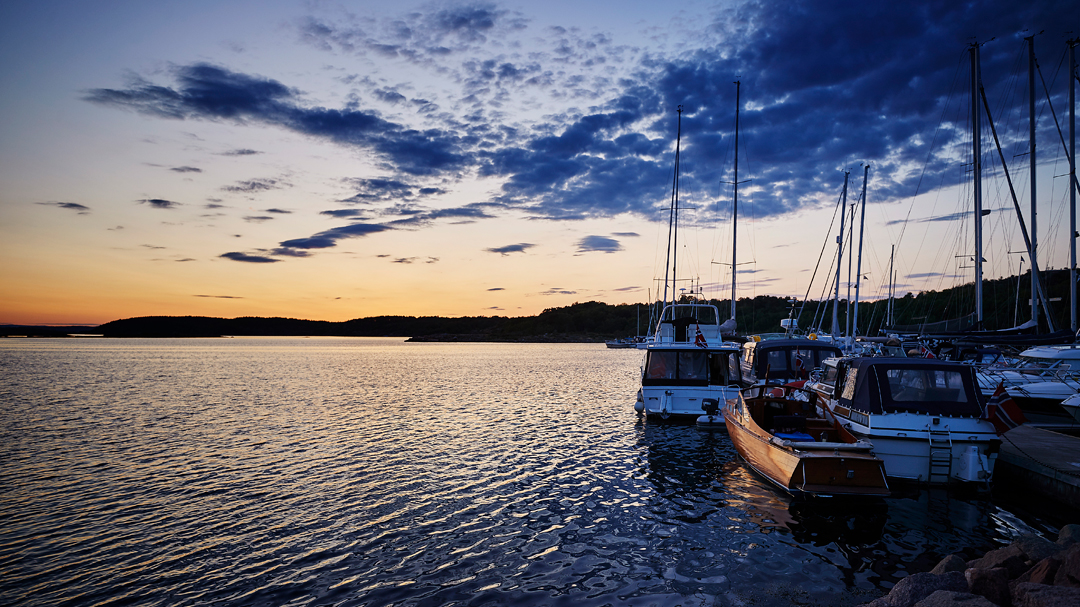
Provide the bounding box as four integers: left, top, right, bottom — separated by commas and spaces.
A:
0, 338, 1068, 607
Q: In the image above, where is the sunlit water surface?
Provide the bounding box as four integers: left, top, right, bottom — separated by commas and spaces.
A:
0, 338, 1067, 606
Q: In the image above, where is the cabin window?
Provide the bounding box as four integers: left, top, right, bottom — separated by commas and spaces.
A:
645, 351, 677, 380
728, 353, 742, 384
709, 352, 727, 385
678, 351, 708, 380
643, 350, 713, 385
765, 350, 789, 374
884, 369, 968, 403
823, 365, 839, 385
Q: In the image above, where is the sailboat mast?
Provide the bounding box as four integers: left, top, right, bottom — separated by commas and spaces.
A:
889, 244, 895, 328
731, 81, 740, 321
1070, 39, 1077, 333
971, 42, 985, 326
663, 106, 683, 307
853, 164, 869, 338
832, 171, 849, 339
1029, 35, 1039, 328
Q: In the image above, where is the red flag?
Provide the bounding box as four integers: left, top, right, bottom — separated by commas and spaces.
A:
694, 324, 707, 348
921, 345, 936, 359
984, 383, 1026, 434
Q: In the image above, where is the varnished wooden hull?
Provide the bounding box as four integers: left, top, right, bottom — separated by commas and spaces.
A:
725, 390, 890, 497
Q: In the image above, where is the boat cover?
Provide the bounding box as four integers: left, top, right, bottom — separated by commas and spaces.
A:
837, 358, 983, 417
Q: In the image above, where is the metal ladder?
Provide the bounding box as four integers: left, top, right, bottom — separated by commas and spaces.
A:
927, 426, 953, 484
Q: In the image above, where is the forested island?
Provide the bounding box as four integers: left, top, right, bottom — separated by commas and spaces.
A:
4, 269, 1074, 340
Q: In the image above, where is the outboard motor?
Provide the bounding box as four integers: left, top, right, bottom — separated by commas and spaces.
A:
701, 398, 720, 418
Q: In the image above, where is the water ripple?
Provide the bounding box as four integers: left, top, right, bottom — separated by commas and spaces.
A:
0, 338, 1066, 606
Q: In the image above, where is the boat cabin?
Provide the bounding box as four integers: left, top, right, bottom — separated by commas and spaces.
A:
819, 358, 984, 418
642, 347, 742, 388
740, 338, 842, 386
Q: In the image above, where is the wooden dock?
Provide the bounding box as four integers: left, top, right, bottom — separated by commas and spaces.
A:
995, 425, 1080, 510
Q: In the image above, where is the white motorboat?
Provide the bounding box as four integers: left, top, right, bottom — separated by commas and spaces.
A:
975, 345, 1080, 428
807, 357, 1001, 486
636, 302, 743, 422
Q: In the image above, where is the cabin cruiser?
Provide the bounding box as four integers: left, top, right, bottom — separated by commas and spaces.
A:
806, 357, 1000, 486
635, 302, 743, 421
739, 337, 843, 387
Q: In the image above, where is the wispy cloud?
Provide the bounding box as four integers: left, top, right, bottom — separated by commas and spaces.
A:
36, 201, 90, 214
222, 178, 288, 193
170, 166, 202, 173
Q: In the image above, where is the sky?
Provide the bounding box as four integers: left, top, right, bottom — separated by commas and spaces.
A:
1, 0, 1077, 326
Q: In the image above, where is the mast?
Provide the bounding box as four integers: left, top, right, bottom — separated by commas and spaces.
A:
663, 106, 683, 307
853, 164, 869, 337
971, 42, 985, 326
888, 244, 895, 328
1028, 35, 1039, 328
1071, 39, 1077, 333
832, 171, 849, 339
731, 81, 740, 321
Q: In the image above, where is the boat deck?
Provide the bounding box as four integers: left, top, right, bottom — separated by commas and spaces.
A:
996, 425, 1080, 509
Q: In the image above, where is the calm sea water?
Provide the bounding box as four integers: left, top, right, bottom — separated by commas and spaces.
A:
0, 337, 1069, 607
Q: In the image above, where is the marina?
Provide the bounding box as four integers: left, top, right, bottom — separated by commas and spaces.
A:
2, 336, 1077, 607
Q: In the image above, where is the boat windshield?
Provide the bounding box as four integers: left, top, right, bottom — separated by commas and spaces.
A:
661, 305, 719, 326
883, 368, 969, 404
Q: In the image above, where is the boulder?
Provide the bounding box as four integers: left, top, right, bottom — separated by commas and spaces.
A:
913, 590, 997, 607
969, 544, 1029, 579
1056, 524, 1080, 548
932, 554, 969, 575
1014, 534, 1062, 564
886, 571, 969, 607
1053, 543, 1080, 588
966, 567, 1011, 607
1025, 556, 1063, 586
1012, 581, 1080, 606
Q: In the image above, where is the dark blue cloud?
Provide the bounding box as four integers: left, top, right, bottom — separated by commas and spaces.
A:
278, 223, 391, 250
139, 198, 180, 209
87, 0, 1074, 261
576, 235, 622, 253
486, 243, 534, 255
86, 64, 469, 177
221, 251, 279, 263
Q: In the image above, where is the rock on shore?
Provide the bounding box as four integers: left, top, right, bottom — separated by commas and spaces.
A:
857, 523, 1080, 607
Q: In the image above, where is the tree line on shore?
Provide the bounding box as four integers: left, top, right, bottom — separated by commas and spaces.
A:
63, 269, 1074, 340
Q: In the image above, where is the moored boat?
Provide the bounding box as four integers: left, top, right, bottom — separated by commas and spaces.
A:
637, 301, 743, 421
724, 384, 890, 497
807, 357, 1001, 486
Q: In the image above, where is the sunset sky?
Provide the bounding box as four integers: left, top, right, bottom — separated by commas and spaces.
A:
1, 0, 1077, 326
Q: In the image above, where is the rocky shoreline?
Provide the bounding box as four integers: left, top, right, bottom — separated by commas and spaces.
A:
857, 524, 1080, 606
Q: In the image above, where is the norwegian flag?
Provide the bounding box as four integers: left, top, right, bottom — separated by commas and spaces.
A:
921, 345, 936, 359
984, 383, 1026, 434
694, 324, 707, 348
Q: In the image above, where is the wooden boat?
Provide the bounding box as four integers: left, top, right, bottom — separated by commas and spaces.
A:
724, 384, 890, 497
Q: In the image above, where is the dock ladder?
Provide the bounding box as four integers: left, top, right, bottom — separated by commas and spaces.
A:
927, 425, 953, 484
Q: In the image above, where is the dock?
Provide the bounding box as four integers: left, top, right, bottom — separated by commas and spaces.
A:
994, 425, 1080, 510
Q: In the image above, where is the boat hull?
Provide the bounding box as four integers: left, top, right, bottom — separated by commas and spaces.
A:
824, 405, 999, 485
